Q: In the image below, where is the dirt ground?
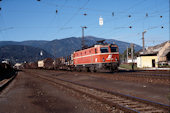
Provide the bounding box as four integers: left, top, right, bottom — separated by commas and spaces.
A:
0, 71, 110, 113
30, 69, 170, 105
0, 69, 169, 113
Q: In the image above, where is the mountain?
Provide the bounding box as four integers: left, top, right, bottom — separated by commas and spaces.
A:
20, 40, 48, 48
84, 36, 142, 53
0, 41, 19, 46
0, 36, 142, 61
40, 36, 142, 57
43, 37, 82, 57
0, 45, 53, 63
0, 40, 48, 48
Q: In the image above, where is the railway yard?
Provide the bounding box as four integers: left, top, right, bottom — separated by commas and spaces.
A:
0, 69, 169, 113
0, 0, 169, 112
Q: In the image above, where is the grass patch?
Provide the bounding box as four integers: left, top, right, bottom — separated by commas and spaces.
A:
119, 63, 137, 70
159, 65, 170, 68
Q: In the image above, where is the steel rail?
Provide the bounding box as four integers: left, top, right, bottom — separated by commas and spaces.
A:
55, 77, 170, 111
28, 71, 170, 113
29, 71, 139, 113
117, 73, 170, 77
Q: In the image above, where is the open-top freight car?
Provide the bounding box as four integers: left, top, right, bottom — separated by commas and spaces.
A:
73, 40, 119, 72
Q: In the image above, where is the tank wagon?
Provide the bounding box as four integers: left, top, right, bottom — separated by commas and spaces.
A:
73, 41, 119, 72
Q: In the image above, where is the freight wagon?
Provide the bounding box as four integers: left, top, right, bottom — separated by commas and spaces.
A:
38, 58, 54, 69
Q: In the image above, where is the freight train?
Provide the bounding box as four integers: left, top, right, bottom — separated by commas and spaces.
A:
23, 40, 120, 72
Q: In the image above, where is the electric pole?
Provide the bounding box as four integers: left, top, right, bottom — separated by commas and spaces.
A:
142, 30, 147, 53
81, 26, 87, 49
131, 43, 135, 71
131, 43, 134, 63
127, 46, 128, 63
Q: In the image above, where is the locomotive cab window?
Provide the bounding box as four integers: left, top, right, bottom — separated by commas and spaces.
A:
100, 47, 108, 53
110, 47, 117, 52
95, 49, 97, 53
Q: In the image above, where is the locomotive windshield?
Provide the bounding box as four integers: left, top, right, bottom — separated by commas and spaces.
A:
100, 47, 108, 53
110, 47, 118, 52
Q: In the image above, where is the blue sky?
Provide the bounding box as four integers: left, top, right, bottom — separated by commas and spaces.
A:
0, 0, 169, 47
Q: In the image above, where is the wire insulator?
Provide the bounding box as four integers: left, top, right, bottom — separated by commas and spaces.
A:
146, 13, 148, 17
112, 12, 114, 16
83, 13, 87, 16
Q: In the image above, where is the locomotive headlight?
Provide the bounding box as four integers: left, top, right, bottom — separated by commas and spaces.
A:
103, 58, 105, 62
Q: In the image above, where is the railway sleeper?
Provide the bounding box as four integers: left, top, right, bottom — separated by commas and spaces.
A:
109, 99, 125, 102
122, 105, 157, 112
135, 107, 164, 113
118, 101, 137, 105
106, 98, 125, 102
143, 109, 168, 113
129, 105, 150, 110
103, 96, 120, 100
101, 97, 131, 104
122, 103, 146, 107
121, 102, 141, 106
129, 104, 149, 109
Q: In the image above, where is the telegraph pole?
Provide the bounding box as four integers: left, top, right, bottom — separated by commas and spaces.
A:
81, 26, 87, 49
142, 30, 147, 53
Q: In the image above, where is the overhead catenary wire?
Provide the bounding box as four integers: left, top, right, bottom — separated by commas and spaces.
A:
0, 27, 14, 32
69, 4, 168, 44
53, 0, 90, 35
0, 0, 168, 46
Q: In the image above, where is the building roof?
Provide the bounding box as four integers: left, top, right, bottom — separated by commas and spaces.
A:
139, 41, 170, 56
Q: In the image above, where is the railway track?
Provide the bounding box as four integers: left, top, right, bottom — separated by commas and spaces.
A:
119, 71, 170, 76
31, 69, 170, 78
28, 70, 170, 113
113, 73, 170, 79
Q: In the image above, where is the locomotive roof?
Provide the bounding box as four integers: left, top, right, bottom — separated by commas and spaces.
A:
74, 43, 117, 52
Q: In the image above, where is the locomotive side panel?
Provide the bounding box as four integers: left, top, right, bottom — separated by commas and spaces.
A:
73, 44, 119, 72
74, 47, 95, 65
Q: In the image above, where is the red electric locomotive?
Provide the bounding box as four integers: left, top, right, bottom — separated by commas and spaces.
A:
73, 41, 119, 72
